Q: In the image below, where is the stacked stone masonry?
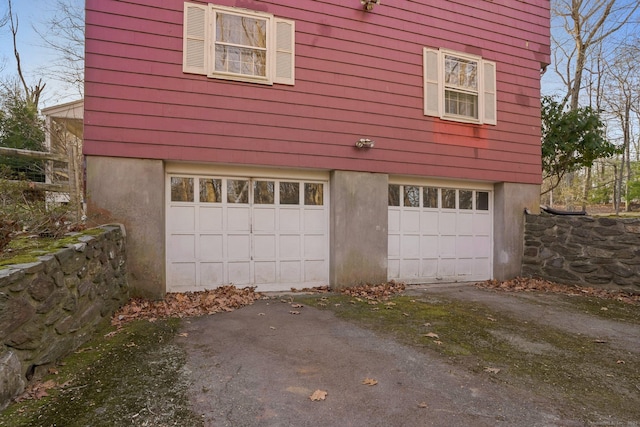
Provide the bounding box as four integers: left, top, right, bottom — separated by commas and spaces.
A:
523, 214, 640, 293
0, 225, 128, 409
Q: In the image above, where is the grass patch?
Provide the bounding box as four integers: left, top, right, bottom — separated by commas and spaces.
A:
297, 293, 640, 424
0, 319, 202, 427
0, 229, 106, 268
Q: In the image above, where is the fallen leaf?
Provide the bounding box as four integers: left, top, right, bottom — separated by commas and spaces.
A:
484, 367, 501, 374
309, 389, 328, 401
362, 378, 378, 386
423, 332, 439, 339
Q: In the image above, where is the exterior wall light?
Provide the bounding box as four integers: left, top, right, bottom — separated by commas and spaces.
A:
356, 138, 375, 148
361, 0, 380, 11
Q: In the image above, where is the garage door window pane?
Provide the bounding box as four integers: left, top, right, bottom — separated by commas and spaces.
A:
404, 186, 420, 207
477, 191, 489, 210
171, 177, 194, 202
305, 183, 323, 205
200, 178, 221, 203
388, 185, 400, 206
459, 190, 472, 210
423, 187, 438, 208
227, 179, 249, 203
442, 189, 456, 209
254, 181, 275, 204
280, 182, 299, 204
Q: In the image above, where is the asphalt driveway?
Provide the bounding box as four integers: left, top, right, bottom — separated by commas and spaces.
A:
180, 285, 594, 427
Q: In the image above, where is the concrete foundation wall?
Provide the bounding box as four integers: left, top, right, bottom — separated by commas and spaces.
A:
330, 171, 388, 288
85, 156, 165, 298
493, 182, 540, 281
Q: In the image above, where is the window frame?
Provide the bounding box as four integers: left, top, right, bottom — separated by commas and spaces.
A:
183, 2, 295, 86
423, 47, 496, 125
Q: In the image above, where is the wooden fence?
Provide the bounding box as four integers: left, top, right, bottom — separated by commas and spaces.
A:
0, 146, 83, 221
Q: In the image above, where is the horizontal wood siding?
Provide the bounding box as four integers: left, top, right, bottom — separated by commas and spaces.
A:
85, 0, 550, 184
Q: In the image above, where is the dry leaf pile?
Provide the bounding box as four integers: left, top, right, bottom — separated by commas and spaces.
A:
112, 285, 262, 327
340, 281, 406, 301
476, 277, 640, 305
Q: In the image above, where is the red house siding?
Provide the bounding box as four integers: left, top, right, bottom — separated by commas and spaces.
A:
84, 0, 550, 185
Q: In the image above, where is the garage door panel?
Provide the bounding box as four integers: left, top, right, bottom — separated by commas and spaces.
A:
400, 259, 420, 278
304, 209, 325, 231
169, 234, 195, 259
253, 234, 276, 259
200, 206, 223, 230
421, 259, 438, 277
280, 261, 301, 282
457, 213, 474, 234
279, 235, 301, 258
200, 263, 224, 286
475, 235, 491, 253
253, 208, 276, 231
389, 185, 492, 284
167, 175, 328, 292
420, 211, 439, 233
420, 236, 437, 257
200, 234, 223, 259
304, 234, 325, 258
228, 261, 251, 284
438, 258, 456, 277
402, 234, 420, 257
280, 209, 301, 231
388, 234, 400, 257
169, 206, 195, 230
456, 236, 475, 258
388, 259, 400, 278
439, 235, 456, 257
254, 262, 276, 283
305, 260, 325, 282
457, 258, 474, 276
401, 210, 420, 232
227, 208, 250, 231
439, 212, 457, 232
228, 234, 251, 259
474, 258, 490, 276
388, 210, 401, 232
168, 263, 196, 289
474, 214, 492, 233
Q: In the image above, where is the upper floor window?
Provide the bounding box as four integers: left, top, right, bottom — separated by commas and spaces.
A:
183, 2, 295, 85
424, 48, 496, 125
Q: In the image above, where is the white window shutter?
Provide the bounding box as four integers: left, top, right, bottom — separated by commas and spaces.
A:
274, 18, 295, 85
423, 48, 440, 117
482, 60, 497, 125
183, 2, 207, 75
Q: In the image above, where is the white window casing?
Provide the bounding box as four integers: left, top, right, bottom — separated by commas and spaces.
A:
183, 2, 295, 86
423, 47, 497, 125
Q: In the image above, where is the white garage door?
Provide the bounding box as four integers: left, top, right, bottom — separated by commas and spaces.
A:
388, 184, 492, 283
166, 175, 328, 292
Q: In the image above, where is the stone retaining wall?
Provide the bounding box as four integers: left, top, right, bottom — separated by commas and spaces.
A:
0, 225, 128, 409
523, 214, 640, 293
